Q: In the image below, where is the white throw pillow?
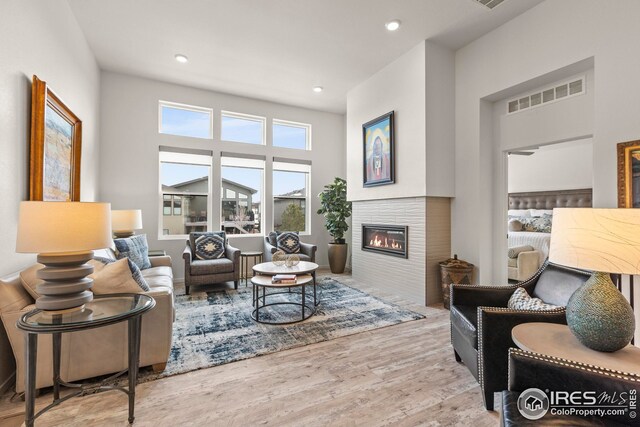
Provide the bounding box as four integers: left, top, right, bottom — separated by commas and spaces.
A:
508, 287, 561, 311
529, 209, 553, 217
90, 258, 146, 294
508, 209, 531, 218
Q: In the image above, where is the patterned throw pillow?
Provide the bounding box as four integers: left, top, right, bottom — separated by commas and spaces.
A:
92, 256, 150, 292
195, 234, 225, 260
276, 231, 300, 254
520, 216, 552, 233
114, 234, 151, 270
189, 231, 226, 255
508, 287, 561, 311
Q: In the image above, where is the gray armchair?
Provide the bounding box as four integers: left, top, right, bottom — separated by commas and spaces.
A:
183, 232, 240, 295
263, 233, 317, 262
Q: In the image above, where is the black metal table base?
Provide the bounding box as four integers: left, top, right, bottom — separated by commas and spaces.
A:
23, 315, 143, 426
252, 285, 317, 325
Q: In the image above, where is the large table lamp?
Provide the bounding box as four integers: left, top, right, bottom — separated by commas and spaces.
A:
16, 202, 112, 311
549, 208, 637, 352
111, 209, 143, 238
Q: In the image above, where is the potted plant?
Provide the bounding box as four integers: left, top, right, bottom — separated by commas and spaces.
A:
317, 177, 352, 273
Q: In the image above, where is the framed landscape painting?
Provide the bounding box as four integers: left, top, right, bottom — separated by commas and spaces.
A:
363, 111, 394, 187
30, 75, 82, 201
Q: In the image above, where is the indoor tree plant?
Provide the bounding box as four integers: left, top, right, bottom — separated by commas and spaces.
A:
317, 177, 352, 273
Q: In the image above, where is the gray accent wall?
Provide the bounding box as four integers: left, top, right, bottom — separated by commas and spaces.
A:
99, 72, 345, 278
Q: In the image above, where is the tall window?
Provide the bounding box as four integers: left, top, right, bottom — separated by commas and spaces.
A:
221, 111, 265, 145
159, 151, 212, 238
273, 161, 310, 233
159, 101, 213, 139
273, 119, 311, 150
220, 157, 264, 235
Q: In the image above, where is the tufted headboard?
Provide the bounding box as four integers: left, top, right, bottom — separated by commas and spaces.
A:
508, 188, 593, 210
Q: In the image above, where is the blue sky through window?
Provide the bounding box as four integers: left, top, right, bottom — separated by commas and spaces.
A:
221, 115, 263, 144
273, 170, 306, 197
161, 106, 211, 139
273, 123, 307, 149
161, 162, 209, 187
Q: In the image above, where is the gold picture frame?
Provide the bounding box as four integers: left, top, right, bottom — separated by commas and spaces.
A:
617, 139, 640, 208
29, 75, 82, 201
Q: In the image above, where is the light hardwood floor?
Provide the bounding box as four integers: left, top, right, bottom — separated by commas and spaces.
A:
0, 271, 498, 427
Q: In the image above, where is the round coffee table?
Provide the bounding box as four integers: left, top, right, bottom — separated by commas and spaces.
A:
253, 261, 320, 306
251, 274, 315, 324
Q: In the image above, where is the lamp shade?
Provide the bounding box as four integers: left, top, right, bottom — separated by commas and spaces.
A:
16, 201, 112, 254
111, 209, 143, 232
549, 208, 640, 275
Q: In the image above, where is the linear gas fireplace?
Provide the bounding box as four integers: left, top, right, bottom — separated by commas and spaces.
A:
362, 224, 408, 258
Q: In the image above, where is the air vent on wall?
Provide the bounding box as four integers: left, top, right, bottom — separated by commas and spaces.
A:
507, 76, 585, 115
475, 0, 506, 10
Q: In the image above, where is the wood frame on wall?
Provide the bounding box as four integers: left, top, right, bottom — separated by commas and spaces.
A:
30, 75, 82, 201
617, 139, 640, 208
362, 111, 395, 187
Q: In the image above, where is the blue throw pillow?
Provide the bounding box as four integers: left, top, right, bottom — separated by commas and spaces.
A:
93, 256, 150, 291
114, 234, 151, 270
276, 231, 300, 254
195, 234, 225, 260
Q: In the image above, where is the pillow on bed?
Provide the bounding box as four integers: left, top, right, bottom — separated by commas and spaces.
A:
508, 209, 531, 218
508, 219, 523, 232
530, 209, 553, 217
521, 216, 552, 233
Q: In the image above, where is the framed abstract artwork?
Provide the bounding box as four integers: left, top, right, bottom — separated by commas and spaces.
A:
29, 75, 82, 201
363, 111, 394, 187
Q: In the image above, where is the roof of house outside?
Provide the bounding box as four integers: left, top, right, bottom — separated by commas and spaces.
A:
163, 176, 258, 194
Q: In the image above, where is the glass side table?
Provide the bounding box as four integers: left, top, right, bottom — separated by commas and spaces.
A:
17, 294, 155, 427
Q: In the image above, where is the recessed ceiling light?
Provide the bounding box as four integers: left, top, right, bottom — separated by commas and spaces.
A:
313, 86, 323, 93
385, 20, 401, 31
174, 54, 188, 63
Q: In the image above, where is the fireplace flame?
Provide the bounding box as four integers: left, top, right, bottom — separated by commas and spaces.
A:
369, 234, 402, 250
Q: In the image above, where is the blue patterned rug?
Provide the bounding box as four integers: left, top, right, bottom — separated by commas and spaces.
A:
139, 278, 424, 382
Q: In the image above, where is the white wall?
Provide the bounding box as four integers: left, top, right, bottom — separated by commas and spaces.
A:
0, 0, 101, 277
508, 139, 593, 193
99, 72, 345, 279
346, 40, 455, 201
453, 0, 640, 283
346, 42, 427, 201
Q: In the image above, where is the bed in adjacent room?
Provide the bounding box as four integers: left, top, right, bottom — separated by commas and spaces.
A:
507, 188, 592, 281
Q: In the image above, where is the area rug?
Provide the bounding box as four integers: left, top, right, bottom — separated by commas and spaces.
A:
139, 277, 424, 382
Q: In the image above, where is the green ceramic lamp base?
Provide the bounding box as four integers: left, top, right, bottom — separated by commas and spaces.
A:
566, 271, 635, 352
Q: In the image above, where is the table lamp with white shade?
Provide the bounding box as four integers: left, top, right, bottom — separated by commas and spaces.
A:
111, 209, 143, 238
549, 208, 637, 352
16, 202, 112, 311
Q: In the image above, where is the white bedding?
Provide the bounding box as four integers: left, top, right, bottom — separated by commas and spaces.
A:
507, 231, 551, 265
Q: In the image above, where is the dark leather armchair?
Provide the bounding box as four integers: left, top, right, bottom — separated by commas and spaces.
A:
450, 261, 591, 410
263, 234, 317, 262
502, 348, 640, 426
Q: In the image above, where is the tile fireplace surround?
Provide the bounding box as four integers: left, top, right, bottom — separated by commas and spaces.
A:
352, 197, 451, 306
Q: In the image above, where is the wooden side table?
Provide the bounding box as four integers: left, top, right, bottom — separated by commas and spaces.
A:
148, 249, 167, 257
240, 251, 263, 286
512, 322, 640, 375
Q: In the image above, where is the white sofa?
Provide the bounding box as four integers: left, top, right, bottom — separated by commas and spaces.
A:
0, 249, 174, 393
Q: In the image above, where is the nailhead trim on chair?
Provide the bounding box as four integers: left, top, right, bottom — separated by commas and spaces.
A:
507, 348, 640, 384
477, 306, 566, 399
